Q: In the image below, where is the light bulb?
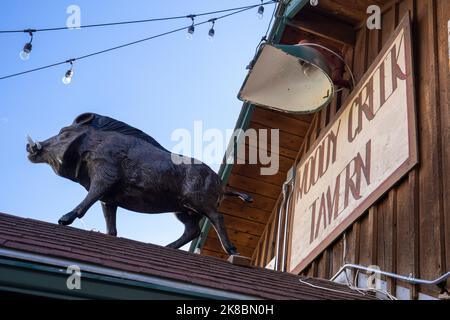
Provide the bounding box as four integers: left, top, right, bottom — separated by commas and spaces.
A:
257, 5, 264, 20
62, 75, 72, 85
62, 70, 73, 85
187, 25, 195, 40
19, 51, 30, 60
20, 43, 32, 60
208, 28, 215, 41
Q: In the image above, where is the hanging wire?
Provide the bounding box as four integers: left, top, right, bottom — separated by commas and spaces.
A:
26, 29, 34, 42
0, 3, 277, 81
298, 278, 380, 299
246, 2, 278, 70
299, 277, 398, 300
0, 1, 277, 34
264, 2, 277, 39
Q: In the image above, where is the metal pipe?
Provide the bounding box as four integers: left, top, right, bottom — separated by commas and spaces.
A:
331, 263, 450, 286
280, 182, 293, 272
274, 182, 287, 271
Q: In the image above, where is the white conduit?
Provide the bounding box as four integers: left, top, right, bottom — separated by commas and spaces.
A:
274, 170, 295, 272
281, 181, 294, 272
331, 264, 450, 287
274, 182, 288, 271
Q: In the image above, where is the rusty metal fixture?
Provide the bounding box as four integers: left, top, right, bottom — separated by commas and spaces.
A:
297, 39, 353, 90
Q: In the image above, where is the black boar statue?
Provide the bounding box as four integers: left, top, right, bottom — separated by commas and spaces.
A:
26, 112, 252, 255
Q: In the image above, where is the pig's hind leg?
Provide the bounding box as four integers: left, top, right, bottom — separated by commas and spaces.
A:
166, 211, 202, 249
203, 210, 239, 255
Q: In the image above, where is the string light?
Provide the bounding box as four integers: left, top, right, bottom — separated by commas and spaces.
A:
257, 1, 265, 20
208, 19, 216, 40
0, 1, 279, 82
0, 2, 277, 34
187, 15, 195, 39
19, 29, 35, 60
62, 60, 74, 85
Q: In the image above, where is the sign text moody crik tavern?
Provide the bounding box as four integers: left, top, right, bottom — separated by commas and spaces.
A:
289, 16, 417, 273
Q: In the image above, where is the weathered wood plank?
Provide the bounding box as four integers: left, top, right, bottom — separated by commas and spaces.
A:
353, 23, 368, 82
358, 212, 373, 267
394, 0, 418, 299
248, 122, 304, 152
227, 174, 281, 200
236, 143, 298, 173
219, 199, 271, 224
367, 27, 380, 66
382, 5, 396, 46
204, 237, 254, 258
331, 238, 344, 277
231, 163, 288, 188
222, 190, 276, 214
208, 226, 260, 249
221, 213, 266, 236
251, 107, 311, 137
289, 8, 355, 46
202, 249, 229, 261
415, 0, 444, 296
313, 0, 385, 25
244, 141, 299, 160
435, 0, 450, 290
340, 45, 354, 104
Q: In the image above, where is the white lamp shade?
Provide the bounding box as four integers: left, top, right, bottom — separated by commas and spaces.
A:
238, 44, 334, 114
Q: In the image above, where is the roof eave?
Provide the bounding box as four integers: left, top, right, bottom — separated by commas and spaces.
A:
0, 247, 261, 300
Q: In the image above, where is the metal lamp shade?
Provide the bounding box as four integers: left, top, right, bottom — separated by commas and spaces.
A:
238, 44, 335, 114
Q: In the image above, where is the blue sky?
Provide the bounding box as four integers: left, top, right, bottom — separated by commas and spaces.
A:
0, 1, 274, 249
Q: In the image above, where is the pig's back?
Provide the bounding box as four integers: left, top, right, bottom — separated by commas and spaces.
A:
106, 138, 221, 213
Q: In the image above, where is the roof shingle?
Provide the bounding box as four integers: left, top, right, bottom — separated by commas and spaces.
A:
0, 212, 374, 300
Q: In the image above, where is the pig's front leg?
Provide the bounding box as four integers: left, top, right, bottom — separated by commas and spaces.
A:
58, 167, 117, 226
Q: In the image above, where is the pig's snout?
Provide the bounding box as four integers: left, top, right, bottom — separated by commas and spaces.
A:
26, 143, 42, 155
26, 135, 42, 155
26, 143, 37, 154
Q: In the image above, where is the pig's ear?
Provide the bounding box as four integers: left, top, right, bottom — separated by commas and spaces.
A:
74, 113, 95, 126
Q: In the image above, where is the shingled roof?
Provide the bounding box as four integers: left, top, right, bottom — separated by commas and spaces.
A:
0, 212, 374, 300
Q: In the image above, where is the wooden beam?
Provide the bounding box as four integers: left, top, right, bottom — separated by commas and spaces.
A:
286, 9, 355, 46
202, 249, 228, 260
221, 191, 277, 214
208, 213, 266, 237
219, 199, 272, 224
204, 237, 254, 258
251, 107, 311, 136
208, 228, 260, 249
227, 174, 281, 200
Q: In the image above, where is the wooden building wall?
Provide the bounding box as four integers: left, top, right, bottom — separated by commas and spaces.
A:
252, 0, 450, 299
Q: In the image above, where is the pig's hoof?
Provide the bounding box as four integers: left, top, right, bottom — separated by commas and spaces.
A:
58, 212, 77, 226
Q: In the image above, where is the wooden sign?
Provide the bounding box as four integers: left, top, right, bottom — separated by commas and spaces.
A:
288, 15, 417, 274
